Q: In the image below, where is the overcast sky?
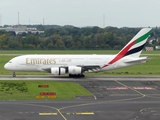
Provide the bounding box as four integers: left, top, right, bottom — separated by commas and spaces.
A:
0, 0, 159, 28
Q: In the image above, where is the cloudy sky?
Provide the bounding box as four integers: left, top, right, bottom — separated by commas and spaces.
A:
0, 0, 159, 28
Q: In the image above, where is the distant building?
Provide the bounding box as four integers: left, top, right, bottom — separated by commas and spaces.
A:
147, 36, 155, 44
145, 47, 153, 51
156, 37, 160, 43
155, 46, 160, 50
0, 25, 44, 35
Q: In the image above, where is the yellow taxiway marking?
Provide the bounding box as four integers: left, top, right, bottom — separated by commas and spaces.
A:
39, 112, 57, 116
66, 112, 70, 115
76, 112, 94, 115
22, 103, 67, 120
110, 94, 140, 96
100, 86, 157, 88
146, 95, 160, 99
110, 94, 160, 97
19, 112, 35, 114
114, 80, 145, 97
59, 95, 144, 112
58, 109, 67, 120
145, 94, 160, 95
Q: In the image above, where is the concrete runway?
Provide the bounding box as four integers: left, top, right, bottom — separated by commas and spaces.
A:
0, 75, 160, 81
0, 76, 160, 120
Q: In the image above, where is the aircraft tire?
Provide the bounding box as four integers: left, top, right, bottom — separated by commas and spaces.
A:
69, 74, 85, 78
69, 74, 72, 77
13, 72, 16, 77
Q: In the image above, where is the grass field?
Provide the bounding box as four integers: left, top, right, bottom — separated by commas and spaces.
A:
0, 50, 118, 54
0, 81, 92, 100
0, 50, 160, 75
0, 50, 160, 54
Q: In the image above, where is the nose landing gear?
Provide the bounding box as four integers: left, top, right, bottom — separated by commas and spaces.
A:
13, 72, 16, 77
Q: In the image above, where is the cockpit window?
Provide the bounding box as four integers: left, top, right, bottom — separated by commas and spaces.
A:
9, 61, 12, 63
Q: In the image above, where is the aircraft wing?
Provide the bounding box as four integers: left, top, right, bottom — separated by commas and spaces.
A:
40, 64, 102, 73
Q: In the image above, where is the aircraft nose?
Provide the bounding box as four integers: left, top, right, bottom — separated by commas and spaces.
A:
4, 63, 10, 70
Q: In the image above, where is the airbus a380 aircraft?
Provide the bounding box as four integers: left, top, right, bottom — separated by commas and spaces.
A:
4, 28, 151, 77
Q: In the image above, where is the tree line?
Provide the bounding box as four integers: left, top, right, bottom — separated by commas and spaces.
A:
0, 25, 159, 50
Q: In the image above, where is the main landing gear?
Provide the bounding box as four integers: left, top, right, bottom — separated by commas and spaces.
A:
13, 72, 16, 77
69, 74, 85, 78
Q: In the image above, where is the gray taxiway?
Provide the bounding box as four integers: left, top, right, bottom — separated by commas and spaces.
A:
0, 76, 160, 120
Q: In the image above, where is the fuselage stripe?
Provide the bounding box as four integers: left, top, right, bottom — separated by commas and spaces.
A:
134, 30, 151, 45
124, 43, 145, 57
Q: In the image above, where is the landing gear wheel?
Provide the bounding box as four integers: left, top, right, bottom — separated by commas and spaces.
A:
13, 72, 16, 77
81, 74, 85, 77
69, 74, 72, 77
69, 74, 85, 78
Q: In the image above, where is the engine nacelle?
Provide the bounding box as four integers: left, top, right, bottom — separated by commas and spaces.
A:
68, 66, 82, 74
51, 68, 65, 75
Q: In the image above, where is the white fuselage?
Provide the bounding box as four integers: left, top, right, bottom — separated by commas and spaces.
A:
4, 54, 138, 73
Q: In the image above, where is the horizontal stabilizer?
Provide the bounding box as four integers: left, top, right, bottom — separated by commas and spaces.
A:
124, 57, 151, 64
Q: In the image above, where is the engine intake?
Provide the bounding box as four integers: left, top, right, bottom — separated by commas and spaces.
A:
51, 68, 65, 75
68, 66, 82, 74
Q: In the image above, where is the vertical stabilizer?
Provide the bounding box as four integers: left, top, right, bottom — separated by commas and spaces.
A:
118, 28, 152, 58
102, 28, 152, 68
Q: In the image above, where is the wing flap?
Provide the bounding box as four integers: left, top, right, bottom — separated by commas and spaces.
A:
77, 64, 101, 72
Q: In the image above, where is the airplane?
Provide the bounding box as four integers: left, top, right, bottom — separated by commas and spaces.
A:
4, 28, 152, 77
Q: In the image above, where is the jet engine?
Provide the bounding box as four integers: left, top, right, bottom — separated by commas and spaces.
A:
68, 66, 82, 74
51, 68, 65, 75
